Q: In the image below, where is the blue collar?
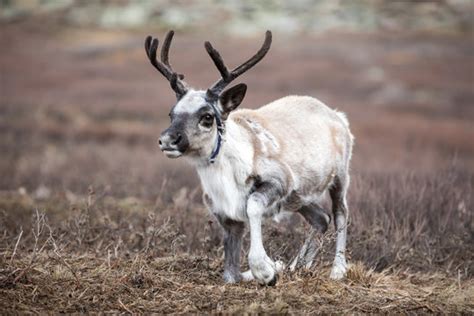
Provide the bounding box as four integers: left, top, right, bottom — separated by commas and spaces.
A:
209, 103, 224, 164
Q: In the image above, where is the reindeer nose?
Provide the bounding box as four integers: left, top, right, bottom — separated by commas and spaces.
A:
171, 133, 182, 146
159, 129, 183, 149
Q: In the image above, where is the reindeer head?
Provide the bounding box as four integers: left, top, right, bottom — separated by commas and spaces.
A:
145, 31, 272, 162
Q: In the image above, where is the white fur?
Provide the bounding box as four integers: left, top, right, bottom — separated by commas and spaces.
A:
194, 120, 254, 221
174, 90, 208, 114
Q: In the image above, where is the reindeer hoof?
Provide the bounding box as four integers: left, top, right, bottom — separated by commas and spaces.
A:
241, 270, 254, 282
223, 270, 241, 284
330, 257, 348, 280
330, 267, 346, 280
274, 260, 285, 272
265, 274, 278, 286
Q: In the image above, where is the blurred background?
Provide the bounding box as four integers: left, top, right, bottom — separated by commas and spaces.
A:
1, 0, 473, 196
1, 0, 473, 281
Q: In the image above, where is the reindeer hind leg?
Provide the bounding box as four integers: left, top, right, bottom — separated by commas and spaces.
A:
329, 174, 349, 279
298, 202, 331, 234
289, 203, 330, 271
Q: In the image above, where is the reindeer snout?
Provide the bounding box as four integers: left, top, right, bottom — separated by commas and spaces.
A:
158, 128, 188, 157
159, 130, 182, 147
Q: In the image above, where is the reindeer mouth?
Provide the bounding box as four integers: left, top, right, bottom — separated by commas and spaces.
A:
162, 148, 182, 158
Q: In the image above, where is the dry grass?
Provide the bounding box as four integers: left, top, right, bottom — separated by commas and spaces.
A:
0, 170, 472, 313
2, 254, 472, 314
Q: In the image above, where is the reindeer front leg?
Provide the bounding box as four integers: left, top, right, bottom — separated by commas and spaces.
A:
217, 216, 245, 283
246, 182, 284, 286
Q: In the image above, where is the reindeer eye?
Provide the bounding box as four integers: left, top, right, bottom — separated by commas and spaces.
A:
200, 114, 213, 128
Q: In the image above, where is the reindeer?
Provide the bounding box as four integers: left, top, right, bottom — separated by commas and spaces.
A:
144, 30, 354, 285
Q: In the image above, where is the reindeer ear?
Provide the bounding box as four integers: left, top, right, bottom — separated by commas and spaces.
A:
219, 83, 247, 117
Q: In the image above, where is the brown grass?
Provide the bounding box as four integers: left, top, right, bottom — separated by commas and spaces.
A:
0, 167, 472, 313
2, 254, 472, 313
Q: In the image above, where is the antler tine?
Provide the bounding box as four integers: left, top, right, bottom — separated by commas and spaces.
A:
207, 30, 272, 96
204, 41, 230, 80
145, 36, 152, 58
145, 36, 172, 79
162, 31, 185, 80
144, 32, 188, 97
161, 30, 174, 68
231, 30, 272, 78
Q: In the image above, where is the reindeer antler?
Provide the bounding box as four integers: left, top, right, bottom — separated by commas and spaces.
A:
205, 31, 272, 98
145, 31, 188, 98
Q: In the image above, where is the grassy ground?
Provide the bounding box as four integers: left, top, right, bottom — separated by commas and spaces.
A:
1, 18, 473, 313
0, 187, 472, 313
